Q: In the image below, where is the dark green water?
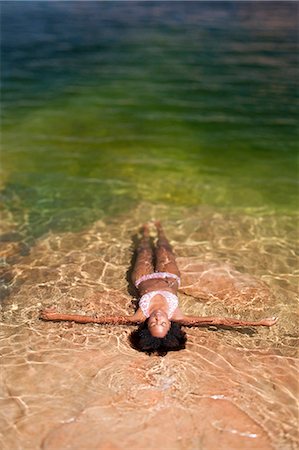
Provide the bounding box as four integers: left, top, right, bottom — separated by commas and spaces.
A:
1, 1, 298, 238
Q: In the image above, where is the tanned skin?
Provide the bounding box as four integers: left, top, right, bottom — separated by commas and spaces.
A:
40, 222, 277, 333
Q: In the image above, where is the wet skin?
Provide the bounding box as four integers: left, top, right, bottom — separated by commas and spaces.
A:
40, 223, 279, 330
148, 309, 171, 338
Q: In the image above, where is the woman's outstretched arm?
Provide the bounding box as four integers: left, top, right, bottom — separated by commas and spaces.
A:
40, 308, 144, 325
175, 315, 278, 328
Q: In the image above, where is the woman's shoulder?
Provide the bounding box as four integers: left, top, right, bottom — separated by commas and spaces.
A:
132, 308, 147, 321
171, 307, 185, 321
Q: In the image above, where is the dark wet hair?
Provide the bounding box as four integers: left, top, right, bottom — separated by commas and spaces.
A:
130, 320, 187, 356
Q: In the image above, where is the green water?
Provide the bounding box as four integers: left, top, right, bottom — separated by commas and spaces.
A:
1, 2, 298, 238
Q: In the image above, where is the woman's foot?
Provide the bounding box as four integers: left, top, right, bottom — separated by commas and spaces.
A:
141, 223, 150, 238
155, 221, 169, 243
154, 220, 165, 236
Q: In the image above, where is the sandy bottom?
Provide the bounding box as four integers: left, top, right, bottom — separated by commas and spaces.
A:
1, 203, 298, 450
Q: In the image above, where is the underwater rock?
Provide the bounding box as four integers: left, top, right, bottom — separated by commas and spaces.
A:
178, 258, 272, 305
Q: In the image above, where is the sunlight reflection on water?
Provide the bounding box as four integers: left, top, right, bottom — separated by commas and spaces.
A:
1, 2, 298, 449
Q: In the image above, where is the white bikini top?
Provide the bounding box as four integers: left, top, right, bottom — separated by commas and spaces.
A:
139, 290, 179, 319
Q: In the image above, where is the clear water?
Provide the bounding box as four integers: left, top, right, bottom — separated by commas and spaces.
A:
1, 1, 298, 239
1, 3, 298, 450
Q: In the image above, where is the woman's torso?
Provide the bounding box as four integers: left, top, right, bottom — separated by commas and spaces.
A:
139, 291, 179, 318
137, 276, 180, 318
137, 277, 179, 296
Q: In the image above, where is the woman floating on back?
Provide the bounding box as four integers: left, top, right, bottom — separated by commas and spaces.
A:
41, 222, 277, 355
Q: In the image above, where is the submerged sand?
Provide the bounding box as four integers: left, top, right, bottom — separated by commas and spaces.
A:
1, 204, 298, 450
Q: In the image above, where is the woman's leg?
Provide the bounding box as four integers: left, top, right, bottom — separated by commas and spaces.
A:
155, 222, 180, 277
131, 224, 154, 286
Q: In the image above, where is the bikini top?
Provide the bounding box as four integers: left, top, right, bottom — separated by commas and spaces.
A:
135, 272, 180, 319
139, 290, 179, 319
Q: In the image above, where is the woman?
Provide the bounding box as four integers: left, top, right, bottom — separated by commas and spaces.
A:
41, 222, 277, 355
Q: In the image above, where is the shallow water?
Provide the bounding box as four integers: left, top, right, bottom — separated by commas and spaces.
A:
1, 205, 298, 450
1, 2, 298, 450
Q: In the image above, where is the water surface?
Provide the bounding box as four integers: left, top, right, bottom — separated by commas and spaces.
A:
1, 1, 298, 239
1, 2, 298, 450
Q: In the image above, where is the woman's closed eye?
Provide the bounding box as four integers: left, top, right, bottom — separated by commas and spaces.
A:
150, 322, 167, 327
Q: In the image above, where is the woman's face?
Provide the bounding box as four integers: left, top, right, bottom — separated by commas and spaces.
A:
148, 310, 170, 338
